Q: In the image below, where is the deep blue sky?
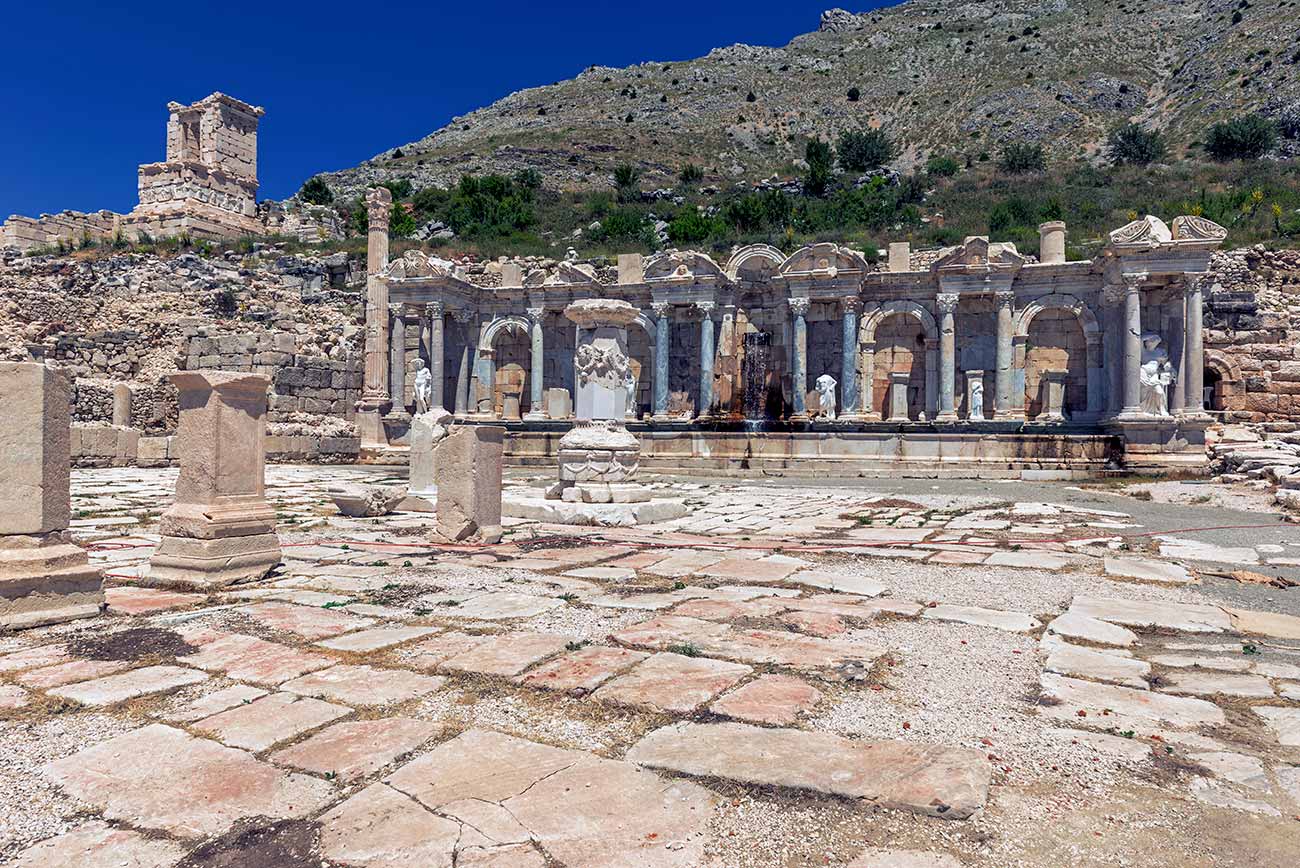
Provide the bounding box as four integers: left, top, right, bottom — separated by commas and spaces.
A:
1, 1, 889, 219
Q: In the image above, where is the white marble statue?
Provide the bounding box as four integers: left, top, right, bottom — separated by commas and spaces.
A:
1139, 332, 1175, 417
815, 373, 838, 421
412, 359, 433, 415
969, 378, 985, 421
623, 366, 638, 419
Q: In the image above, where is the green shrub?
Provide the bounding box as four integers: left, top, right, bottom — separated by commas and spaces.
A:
847, 86, 861, 102
380, 178, 413, 200
389, 202, 418, 238
723, 190, 793, 233
1204, 114, 1277, 160
679, 163, 705, 186
442, 174, 536, 238
997, 142, 1046, 174
803, 139, 834, 197
298, 176, 334, 205
613, 164, 642, 202
1106, 123, 1168, 166
837, 128, 898, 172
591, 207, 653, 245
925, 154, 961, 177
667, 209, 722, 243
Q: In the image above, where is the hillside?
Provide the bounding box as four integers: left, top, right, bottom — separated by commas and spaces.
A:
316, 0, 1300, 199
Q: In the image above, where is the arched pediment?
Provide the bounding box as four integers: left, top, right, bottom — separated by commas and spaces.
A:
644, 250, 726, 284
523, 261, 598, 287
1171, 215, 1228, 243
932, 237, 1026, 273
382, 250, 453, 280
1108, 215, 1172, 248
780, 243, 868, 280
725, 244, 785, 281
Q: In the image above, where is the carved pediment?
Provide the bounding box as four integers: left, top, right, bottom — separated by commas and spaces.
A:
1171, 215, 1228, 243
932, 236, 1026, 272
1108, 215, 1173, 248
384, 251, 453, 280
779, 243, 868, 280
725, 244, 785, 281
644, 250, 726, 283
523, 261, 598, 287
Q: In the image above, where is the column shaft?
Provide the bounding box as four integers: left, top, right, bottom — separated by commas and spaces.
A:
840, 299, 859, 417
1183, 277, 1205, 413
387, 307, 407, 417
454, 315, 472, 416
698, 302, 716, 417
936, 295, 958, 420
790, 299, 809, 418
653, 304, 671, 417
427, 303, 445, 410
527, 308, 545, 417
1121, 278, 1144, 414
994, 292, 1014, 418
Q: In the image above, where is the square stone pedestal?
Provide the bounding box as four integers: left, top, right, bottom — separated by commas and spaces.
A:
887, 372, 911, 422
1106, 414, 1211, 473
434, 425, 504, 543
1036, 369, 1069, 423
1, 534, 104, 630
146, 372, 281, 589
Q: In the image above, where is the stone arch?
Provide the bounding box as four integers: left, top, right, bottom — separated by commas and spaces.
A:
1016, 294, 1102, 419
479, 315, 531, 351
725, 244, 785, 281
627, 312, 657, 419
1014, 293, 1099, 340
1203, 349, 1243, 413
479, 316, 533, 417
860, 300, 938, 344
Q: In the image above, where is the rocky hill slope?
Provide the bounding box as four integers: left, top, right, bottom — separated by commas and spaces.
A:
317, 1, 1300, 198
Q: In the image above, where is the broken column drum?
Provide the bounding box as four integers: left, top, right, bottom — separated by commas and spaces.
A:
147, 371, 281, 588
552, 299, 650, 504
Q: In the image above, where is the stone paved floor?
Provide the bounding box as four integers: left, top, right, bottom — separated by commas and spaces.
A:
3, 466, 1300, 866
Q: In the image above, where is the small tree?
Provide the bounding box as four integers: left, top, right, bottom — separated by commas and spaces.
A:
298, 175, 334, 205
997, 142, 1047, 174
847, 86, 861, 102
679, 163, 704, 186
1106, 123, 1167, 166
1204, 114, 1277, 160
837, 128, 898, 172
613, 163, 642, 202
925, 154, 961, 177
803, 139, 835, 197
389, 202, 418, 238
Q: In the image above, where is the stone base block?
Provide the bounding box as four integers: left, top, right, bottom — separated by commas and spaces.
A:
145, 532, 281, 590
561, 482, 653, 504
504, 494, 688, 527
0, 535, 104, 630
398, 491, 436, 513
434, 425, 504, 543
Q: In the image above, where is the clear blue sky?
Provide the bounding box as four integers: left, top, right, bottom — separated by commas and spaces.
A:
0, 1, 889, 218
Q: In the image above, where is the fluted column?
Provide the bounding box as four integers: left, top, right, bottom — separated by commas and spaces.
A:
1182, 273, 1206, 414
789, 297, 810, 419
357, 186, 393, 438
386, 304, 408, 419
1120, 273, 1147, 417
840, 297, 861, 419
525, 306, 546, 419
426, 301, 445, 411
936, 293, 959, 422
697, 301, 717, 418
1101, 285, 1124, 418
652, 302, 671, 418
993, 291, 1015, 420
452, 308, 474, 417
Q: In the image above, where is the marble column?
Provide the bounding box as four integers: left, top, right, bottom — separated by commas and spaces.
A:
697, 301, 716, 418
936, 293, 959, 422
789, 297, 810, 419
426, 301, 445, 411
386, 305, 408, 419
993, 291, 1015, 420
452, 308, 474, 417
652, 302, 671, 418
1182, 273, 1206, 414
840, 297, 860, 419
356, 186, 392, 445
860, 340, 877, 419
1120, 273, 1147, 417
525, 306, 546, 419
1101, 285, 1124, 417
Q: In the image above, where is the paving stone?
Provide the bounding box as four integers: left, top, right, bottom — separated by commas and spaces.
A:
1148, 654, 1251, 672
194, 691, 351, 751
1161, 670, 1274, 699
318, 782, 460, 868
1278, 765, 1300, 803
281, 663, 444, 706
612, 615, 886, 670
562, 566, 637, 581
627, 721, 989, 820
1104, 557, 1194, 585
162, 684, 268, 723
0, 683, 29, 709
1157, 538, 1259, 565
921, 604, 1040, 633
105, 585, 205, 615
926, 550, 988, 565
1189, 777, 1280, 816
845, 527, 934, 543
386, 729, 714, 868
1190, 751, 1270, 789
1226, 607, 1300, 640
779, 609, 847, 637
853, 598, 926, 618
179, 631, 334, 685
47, 665, 206, 706
440, 797, 531, 848
271, 717, 437, 781
0, 643, 70, 672
593, 652, 751, 713
42, 724, 334, 838
1044, 727, 1152, 762
1038, 674, 1225, 728
984, 551, 1069, 570
673, 598, 785, 621
402, 631, 489, 669
316, 625, 439, 652
696, 556, 802, 583
517, 645, 648, 694
1044, 641, 1151, 689
1043, 612, 1139, 647
16, 659, 129, 689
6, 820, 186, 868
1254, 661, 1300, 679
439, 632, 572, 677
1279, 682, 1300, 701
239, 601, 375, 639
1253, 707, 1300, 746
1069, 595, 1232, 633
847, 848, 963, 868
641, 550, 726, 578
784, 570, 886, 597
708, 674, 822, 725
450, 591, 563, 620
457, 844, 546, 868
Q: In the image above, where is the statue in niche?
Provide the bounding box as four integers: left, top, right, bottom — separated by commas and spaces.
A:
1139, 332, 1175, 417
969, 378, 985, 421
815, 373, 838, 421
623, 366, 638, 419
412, 359, 433, 415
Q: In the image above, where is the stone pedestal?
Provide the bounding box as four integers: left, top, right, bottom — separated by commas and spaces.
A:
888, 372, 911, 422
1037, 369, 1069, 422
146, 372, 281, 589
402, 408, 452, 512
434, 425, 503, 543
546, 388, 572, 420
0, 363, 103, 630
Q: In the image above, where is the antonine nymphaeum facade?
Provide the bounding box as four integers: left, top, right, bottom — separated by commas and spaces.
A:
357, 196, 1229, 473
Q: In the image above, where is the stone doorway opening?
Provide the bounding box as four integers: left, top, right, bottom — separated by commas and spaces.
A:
741, 331, 781, 420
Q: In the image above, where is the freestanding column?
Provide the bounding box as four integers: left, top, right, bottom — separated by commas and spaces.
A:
0, 363, 103, 629
386, 305, 408, 419
147, 372, 281, 589
789, 297, 810, 419
993, 291, 1015, 420
356, 187, 392, 446
697, 301, 716, 418
936, 293, 959, 422
1101, 285, 1124, 417
426, 301, 446, 411
840, 297, 860, 419
452, 308, 474, 417
1120, 273, 1147, 416
525, 306, 546, 419
652, 302, 671, 419
1182, 273, 1206, 413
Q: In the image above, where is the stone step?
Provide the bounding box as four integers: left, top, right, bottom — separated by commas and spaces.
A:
626, 721, 990, 820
